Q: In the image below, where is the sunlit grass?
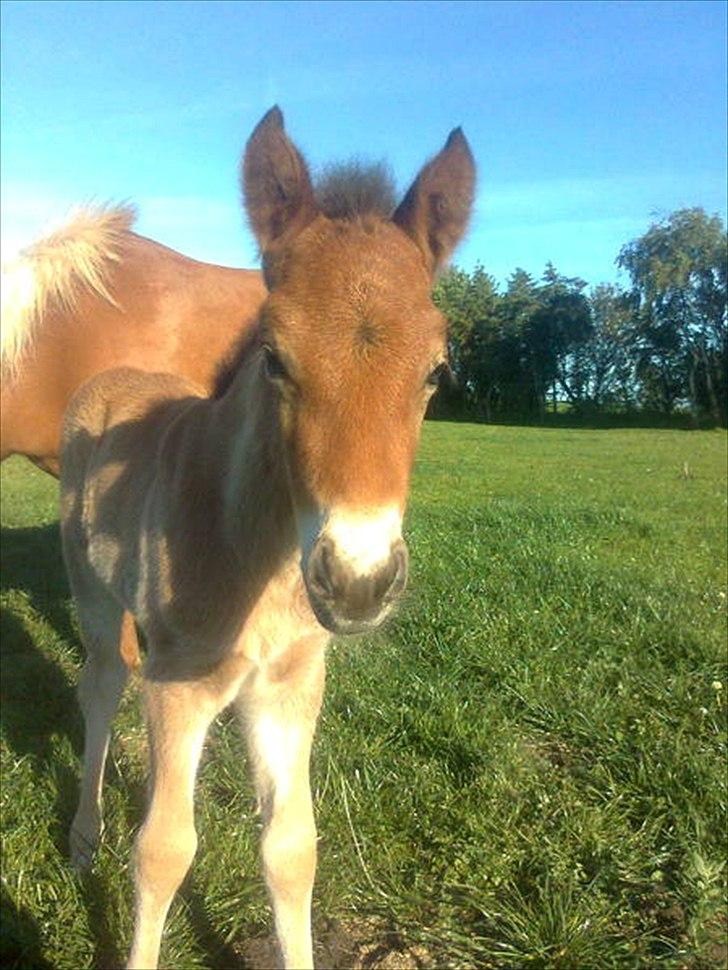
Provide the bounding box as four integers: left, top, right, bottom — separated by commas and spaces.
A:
1, 423, 726, 968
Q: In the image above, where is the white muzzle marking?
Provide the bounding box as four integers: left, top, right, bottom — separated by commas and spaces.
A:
299, 506, 403, 577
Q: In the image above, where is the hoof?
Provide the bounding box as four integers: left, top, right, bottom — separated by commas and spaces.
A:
69, 821, 101, 871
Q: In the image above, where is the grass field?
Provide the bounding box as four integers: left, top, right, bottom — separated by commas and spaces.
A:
1, 422, 726, 969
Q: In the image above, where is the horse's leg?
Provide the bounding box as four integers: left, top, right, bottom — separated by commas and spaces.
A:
127, 678, 227, 970
70, 602, 133, 869
239, 647, 326, 970
62, 517, 135, 869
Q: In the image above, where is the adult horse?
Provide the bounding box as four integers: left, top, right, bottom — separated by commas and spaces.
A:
60, 106, 475, 969
1, 204, 267, 475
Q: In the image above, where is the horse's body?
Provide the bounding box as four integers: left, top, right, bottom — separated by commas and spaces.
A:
59, 108, 475, 969
1, 205, 266, 475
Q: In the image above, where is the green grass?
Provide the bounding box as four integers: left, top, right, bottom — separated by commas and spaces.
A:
2, 423, 727, 969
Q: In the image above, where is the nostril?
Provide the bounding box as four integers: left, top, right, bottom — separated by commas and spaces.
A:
382, 540, 409, 601
374, 560, 397, 600
308, 536, 335, 599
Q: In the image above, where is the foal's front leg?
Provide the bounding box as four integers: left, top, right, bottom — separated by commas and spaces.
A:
241, 647, 325, 970
127, 678, 229, 970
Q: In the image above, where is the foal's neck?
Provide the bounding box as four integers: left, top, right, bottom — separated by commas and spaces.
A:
205, 348, 295, 566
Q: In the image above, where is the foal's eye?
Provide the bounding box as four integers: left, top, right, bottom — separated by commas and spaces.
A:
426, 362, 449, 389
262, 345, 289, 382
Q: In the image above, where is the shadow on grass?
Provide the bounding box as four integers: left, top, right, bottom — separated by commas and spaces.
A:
78, 871, 125, 970
0, 606, 82, 759
0, 525, 84, 842
0, 885, 55, 970
1, 526, 125, 968
0, 604, 85, 867
182, 881, 249, 969
0, 523, 78, 649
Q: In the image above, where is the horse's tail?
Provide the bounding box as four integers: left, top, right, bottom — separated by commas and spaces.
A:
1, 202, 137, 380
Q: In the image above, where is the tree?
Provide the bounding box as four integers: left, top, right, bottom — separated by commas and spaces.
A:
559, 284, 636, 411
617, 208, 728, 423
435, 264, 593, 420
433, 263, 500, 414
496, 269, 542, 415
525, 264, 592, 415
429, 210, 727, 424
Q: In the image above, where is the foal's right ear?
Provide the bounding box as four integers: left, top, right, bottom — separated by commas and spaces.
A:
242, 106, 318, 250
393, 127, 476, 276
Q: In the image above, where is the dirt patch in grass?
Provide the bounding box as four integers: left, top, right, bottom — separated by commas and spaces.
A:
235, 917, 437, 969
698, 913, 728, 969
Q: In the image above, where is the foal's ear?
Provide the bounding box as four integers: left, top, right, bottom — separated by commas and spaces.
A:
243, 106, 318, 250
393, 127, 476, 275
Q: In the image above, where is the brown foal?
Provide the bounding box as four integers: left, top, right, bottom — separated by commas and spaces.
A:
59, 107, 475, 969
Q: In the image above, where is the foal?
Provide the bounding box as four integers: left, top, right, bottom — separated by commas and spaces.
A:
60, 106, 475, 969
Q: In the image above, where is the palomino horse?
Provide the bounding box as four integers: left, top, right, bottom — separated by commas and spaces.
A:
60, 106, 475, 969
1, 204, 266, 475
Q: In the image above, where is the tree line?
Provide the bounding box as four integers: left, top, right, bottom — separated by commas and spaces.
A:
432, 208, 728, 426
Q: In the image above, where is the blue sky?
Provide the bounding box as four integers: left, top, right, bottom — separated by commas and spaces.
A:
1, 0, 726, 288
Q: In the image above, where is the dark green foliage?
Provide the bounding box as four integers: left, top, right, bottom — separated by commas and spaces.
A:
433, 263, 593, 420
431, 264, 501, 417
561, 284, 636, 411
617, 208, 727, 424
434, 208, 728, 426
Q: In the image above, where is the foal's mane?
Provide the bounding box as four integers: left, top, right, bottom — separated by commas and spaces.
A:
212, 325, 264, 399
1, 202, 137, 376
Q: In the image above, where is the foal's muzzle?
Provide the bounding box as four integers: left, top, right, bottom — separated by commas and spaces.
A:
304, 535, 409, 635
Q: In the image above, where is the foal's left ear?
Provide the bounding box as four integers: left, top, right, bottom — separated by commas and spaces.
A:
393, 128, 476, 276
242, 106, 318, 250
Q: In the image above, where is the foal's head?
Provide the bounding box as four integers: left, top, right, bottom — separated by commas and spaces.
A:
244, 107, 475, 634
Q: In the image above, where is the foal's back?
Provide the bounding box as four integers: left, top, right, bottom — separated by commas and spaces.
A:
61, 367, 205, 609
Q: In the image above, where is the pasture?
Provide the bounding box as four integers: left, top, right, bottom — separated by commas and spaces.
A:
1, 422, 726, 969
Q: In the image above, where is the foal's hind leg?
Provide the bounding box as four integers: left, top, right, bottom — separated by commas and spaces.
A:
61, 479, 135, 868
70, 603, 134, 870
